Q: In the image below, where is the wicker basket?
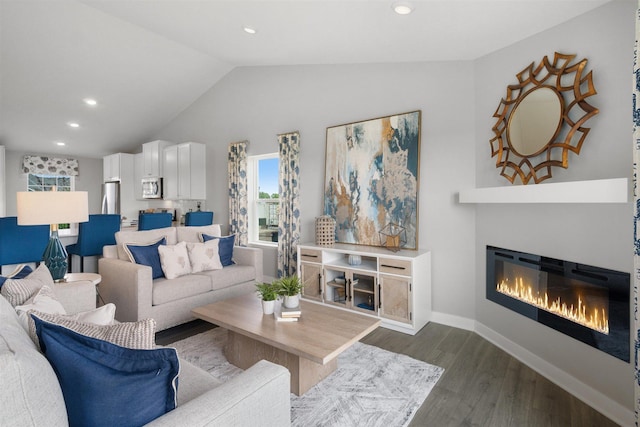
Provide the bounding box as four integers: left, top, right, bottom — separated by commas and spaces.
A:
315, 215, 336, 246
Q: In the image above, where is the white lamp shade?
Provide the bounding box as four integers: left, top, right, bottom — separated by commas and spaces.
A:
17, 191, 89, 225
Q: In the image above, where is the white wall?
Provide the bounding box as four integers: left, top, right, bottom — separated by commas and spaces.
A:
154, 61, 477, 317
474, 0, 635, 419
0, 146, 5, 217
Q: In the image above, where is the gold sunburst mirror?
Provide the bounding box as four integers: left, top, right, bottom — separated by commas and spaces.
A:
490, 52, 599, 184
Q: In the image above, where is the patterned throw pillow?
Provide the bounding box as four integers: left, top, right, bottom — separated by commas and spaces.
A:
16, 285, 118, 346
33, 316, 178, 427
124, 237, 166, 279
0, 264, 33, 289
186, 239, 223, 273
158, 241, 192, 280
31, 312, 156, 350
1, 263, 54, 307
201, 234, 236, 266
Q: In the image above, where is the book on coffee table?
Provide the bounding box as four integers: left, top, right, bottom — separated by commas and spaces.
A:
281, 306, 301, 318
274, 305, 299, 322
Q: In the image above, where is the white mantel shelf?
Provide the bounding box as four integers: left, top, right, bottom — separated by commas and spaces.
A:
458, 178, 629, 204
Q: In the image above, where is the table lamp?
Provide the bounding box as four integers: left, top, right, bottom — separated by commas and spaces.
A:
17, 189, 89, 280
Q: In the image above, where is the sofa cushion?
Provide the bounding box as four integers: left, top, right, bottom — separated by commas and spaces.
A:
186, 240, 223, 273
177, 224, 221, 243
196, 265, 256, 292
1, 263, 54, 307
0, 264, 32, 289
124, 237, 166, 279
33, 316, 178, 427
152, 274, 213, 306
202, 234, 235, 266
0, 295, 69, 426
116, 227, 177, 261
159, 241, 192, 280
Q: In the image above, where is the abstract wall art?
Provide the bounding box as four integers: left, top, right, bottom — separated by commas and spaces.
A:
323, 111, 421, 249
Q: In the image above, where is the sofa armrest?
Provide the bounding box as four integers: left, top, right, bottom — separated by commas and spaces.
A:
145, 360, 290, 427
233, 246, 263, 283
98, 257, 153, 323
52, 281, 96, 314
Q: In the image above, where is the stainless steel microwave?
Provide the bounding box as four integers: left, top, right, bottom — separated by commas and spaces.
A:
141, 177, 162, 199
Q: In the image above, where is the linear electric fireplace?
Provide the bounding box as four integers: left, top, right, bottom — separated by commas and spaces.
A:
486, 246, 630, 362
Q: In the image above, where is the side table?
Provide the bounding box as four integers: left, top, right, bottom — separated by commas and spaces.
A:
63, 273, 103, 305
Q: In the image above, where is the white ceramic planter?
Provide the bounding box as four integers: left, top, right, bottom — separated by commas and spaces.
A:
283, 294, 300, 309
262, 299, 276, 315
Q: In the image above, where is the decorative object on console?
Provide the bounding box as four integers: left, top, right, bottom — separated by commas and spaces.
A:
315, 215, 336, 246
490, 52, 599, 184
348, 254, 362, 265
324, 111, 420, 250
16, 189, 88, 280
379, 222, 407, 252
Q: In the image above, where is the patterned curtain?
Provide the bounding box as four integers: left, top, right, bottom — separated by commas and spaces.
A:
634, 1, 640, 423
277, 132, 301, 278
228, 141, 248, 246
22, 155, 79, 176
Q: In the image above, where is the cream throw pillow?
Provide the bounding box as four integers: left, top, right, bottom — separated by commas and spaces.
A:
158, 241, 192, 279
1, 264, 54, 307
186, 239, 223, 273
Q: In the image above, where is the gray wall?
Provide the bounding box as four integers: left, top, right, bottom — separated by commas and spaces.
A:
153, 0, 634, 416
4, 150, 104, 215
153, 62, 477, 317
474, 0, 634, 412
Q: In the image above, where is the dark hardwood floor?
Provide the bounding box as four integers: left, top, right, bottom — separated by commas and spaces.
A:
156, 320, 619, 427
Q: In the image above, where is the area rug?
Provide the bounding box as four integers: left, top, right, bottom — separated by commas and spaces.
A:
171, 328, 444, 427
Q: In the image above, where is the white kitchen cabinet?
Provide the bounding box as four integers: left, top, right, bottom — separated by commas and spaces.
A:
103, 153, 131, 182
142, 140, 173, 178
162, 142, 206, 200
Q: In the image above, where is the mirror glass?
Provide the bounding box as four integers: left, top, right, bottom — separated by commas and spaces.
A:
507, 87, 562, 157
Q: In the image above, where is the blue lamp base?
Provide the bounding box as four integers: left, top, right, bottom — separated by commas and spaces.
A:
43, 230, 68, 281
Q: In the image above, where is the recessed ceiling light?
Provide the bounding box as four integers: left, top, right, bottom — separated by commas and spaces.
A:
68, 122, 80, 128
83, 98, 97, 106
243, 26, 257, 35
393, 2, 413, 15
55, 141, 65, 147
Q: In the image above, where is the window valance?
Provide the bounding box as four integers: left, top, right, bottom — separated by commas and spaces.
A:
22, 155, 79, 176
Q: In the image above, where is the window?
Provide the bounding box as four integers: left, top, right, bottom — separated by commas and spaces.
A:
27, 174, 76, 235
248, 154, 279, 245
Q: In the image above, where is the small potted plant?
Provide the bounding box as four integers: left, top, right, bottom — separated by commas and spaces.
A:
255, 281, 278, 315
276, 275, 303, 308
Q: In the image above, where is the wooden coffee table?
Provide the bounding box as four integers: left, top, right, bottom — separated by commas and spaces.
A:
192, 293, 380, 395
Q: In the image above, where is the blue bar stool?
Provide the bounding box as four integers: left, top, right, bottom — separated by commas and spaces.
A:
66, 214, 121, 272
185, 211, 214, 226
138, 212, 173, 230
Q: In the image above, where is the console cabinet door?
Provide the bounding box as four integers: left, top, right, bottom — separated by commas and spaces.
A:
300, 262, 323, 302
379, 274, 412, 324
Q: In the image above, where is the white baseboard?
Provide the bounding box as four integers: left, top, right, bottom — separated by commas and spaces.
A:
430, 311, 475, 331
473, 322, 634, 427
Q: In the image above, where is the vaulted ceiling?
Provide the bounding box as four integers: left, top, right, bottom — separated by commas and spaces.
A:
0, 0, 611, 158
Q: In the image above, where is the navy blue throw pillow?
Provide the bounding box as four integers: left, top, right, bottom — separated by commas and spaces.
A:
33, 316, 179, 427
201, 234, 235, 266
124, 237, 166, 279
0, 264, 33, 289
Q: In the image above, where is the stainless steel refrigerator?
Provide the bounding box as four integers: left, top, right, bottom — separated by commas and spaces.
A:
101, 181, 120, 215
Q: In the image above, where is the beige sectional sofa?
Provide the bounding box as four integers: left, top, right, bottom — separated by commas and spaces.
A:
99, 225, 263, 331
0, 275, 290, 427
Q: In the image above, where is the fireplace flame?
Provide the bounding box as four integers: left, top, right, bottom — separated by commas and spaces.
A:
497, 277, 609, 335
